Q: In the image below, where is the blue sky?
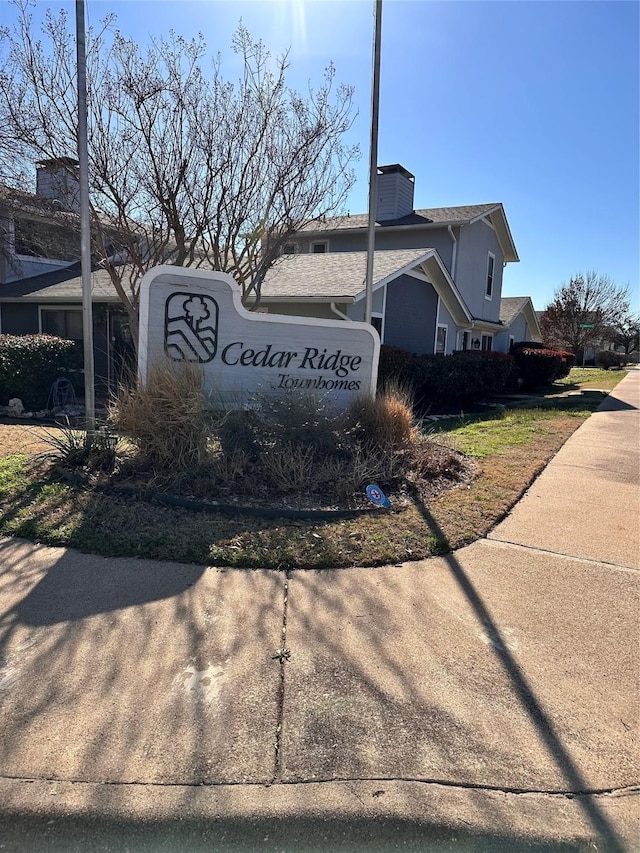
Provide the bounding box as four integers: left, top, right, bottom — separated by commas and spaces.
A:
1, 0, 638, 311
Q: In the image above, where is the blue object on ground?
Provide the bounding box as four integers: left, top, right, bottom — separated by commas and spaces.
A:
366, 484, 391, 508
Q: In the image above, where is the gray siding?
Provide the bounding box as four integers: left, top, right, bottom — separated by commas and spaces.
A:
295, 226, 455, 272
383, 274, 437, 355
0, 302, 39, 334
454, 220, 504, 321
346, 287, 385, 323
510, 313, 530, 342
494, 313, 531, 353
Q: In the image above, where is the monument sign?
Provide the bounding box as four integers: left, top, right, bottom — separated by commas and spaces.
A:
138, 266, 380, 408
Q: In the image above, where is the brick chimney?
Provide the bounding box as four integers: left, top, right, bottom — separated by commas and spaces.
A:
375, 164, 415, 221
36, 157, 80, 212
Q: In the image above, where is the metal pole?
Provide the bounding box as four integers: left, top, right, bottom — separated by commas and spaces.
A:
76, 0, 95, 430
364, 0, 382, 325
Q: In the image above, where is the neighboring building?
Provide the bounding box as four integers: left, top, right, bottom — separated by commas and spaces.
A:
1, 161, 133, 396
259, 164, 542, 354
498, 297, 543, 352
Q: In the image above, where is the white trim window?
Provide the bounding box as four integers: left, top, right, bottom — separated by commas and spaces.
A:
436, 324, 448, 355
281, 243, 297, 255
485, 252, 495, 300
371, 313, 384, 340
481, 334, 493, 352
459, 330, 470, 351
311, 240, 329, 254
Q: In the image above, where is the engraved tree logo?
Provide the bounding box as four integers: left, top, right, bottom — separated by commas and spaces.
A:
164, 292, 218, 363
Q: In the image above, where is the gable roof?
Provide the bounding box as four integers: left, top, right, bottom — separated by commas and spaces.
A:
299, 202, 519, 264
259, 249, 473, 325
500, 295, 542, 340
499, 296, 530, 326
0, 262, 121, 302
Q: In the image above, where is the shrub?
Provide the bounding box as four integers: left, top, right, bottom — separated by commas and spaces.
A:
110, 359, 209, 473
510, 340, 547, 352
377, 344, 413, 388
511, 347, 562, 390
0, 334, 82, 410
511, 341, 576, 382
216, 409, 260, 459
554, 349, 576, 379
404, 351, 518, 412
595, 350, 626, 369
42, 420, 121, 471
254, 390, 341, 457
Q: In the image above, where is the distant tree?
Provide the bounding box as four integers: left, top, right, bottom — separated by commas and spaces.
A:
611, 314, 640, 358
0, 2, 359, 347
540, 271, 631, 354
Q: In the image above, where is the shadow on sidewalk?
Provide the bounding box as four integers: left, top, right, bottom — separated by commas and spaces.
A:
0, 538, 282, 788
407, 492, 628, 853
0, 812, 587, 852
13, 551, 205, 625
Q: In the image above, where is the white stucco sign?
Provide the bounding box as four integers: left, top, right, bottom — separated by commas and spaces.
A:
138, 266, 379, 408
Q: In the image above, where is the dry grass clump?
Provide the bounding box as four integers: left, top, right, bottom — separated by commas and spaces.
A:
104, 378, 470, 508
343, 384, 415, 451
110, 360, 209, 474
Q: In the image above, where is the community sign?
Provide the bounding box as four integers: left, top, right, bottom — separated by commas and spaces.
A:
138, 266, 380, 408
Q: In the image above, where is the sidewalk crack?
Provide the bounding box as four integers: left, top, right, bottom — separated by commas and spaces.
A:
271, 570, 290, 784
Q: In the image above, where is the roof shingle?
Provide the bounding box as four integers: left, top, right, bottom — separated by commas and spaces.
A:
260, 249, 433, 300
299, 203, 501, 234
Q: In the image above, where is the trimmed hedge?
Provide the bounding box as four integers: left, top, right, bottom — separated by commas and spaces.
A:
0, 334, 82, 410
511, 341, 576, 386
554, 349, 576, 380
378, 345, 518, 411
511, 347, 562, 390
377, 344, 414, 387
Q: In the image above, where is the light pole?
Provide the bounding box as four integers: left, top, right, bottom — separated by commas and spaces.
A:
364, 0, 382, 325
76, 0, 95, 430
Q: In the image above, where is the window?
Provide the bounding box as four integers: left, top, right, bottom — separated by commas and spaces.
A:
481, 334, 493, 352
485, 252, 495, 299
508, 335, 515, 352
460, 331, 470, 351
436, 324, 447, 355
371, 314, 383, 338
41, 308, 83, 341
311, 241, 328, 253
282, 243, 296, 255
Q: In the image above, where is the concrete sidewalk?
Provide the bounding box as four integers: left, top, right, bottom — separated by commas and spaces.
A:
0, 370, 638, 851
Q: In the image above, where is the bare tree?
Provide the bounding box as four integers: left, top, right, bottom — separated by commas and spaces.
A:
0, 3, 359, 346
611, 313, 640, 358
540, 271, 631, 354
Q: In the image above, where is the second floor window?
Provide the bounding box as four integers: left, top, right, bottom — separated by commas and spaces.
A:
282, 243, 296, 255
486, 252, 495, 299
311, 241, 328, 253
